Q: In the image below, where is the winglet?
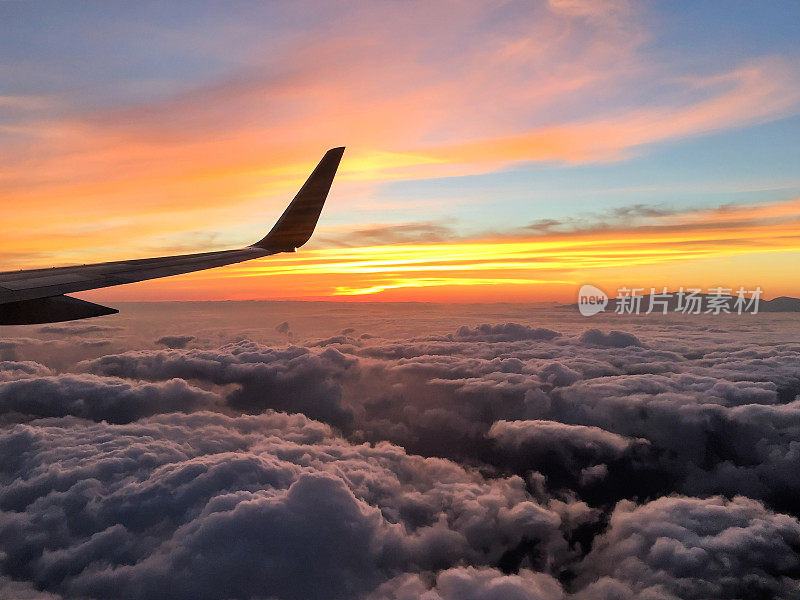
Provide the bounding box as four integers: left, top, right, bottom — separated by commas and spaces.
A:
252, 147, 344, 252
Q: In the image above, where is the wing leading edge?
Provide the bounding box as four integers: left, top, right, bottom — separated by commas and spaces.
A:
0, 147, 345, 325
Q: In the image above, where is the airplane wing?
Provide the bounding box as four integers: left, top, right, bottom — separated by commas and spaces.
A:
0, 147, 345, 325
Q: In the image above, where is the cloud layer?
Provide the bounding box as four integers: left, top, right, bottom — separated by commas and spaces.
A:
1, 304, 800, 598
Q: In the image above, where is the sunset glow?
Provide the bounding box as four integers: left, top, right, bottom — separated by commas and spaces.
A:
3, 1, 800, 302
72, 193, 800, 303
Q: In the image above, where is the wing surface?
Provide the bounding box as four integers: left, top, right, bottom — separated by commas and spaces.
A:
0, 147, 344, 324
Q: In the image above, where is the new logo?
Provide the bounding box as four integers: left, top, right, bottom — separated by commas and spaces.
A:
578, 284, 608, 316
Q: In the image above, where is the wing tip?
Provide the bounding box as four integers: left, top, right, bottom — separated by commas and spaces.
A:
252, 147, 344, 252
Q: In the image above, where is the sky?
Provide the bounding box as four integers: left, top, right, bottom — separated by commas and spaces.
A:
2, 0, 800, 302
2, 303, 800, 599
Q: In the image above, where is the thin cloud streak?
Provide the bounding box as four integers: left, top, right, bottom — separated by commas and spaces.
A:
93, 195, 799, 301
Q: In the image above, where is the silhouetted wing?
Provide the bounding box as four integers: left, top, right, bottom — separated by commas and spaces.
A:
0, 147, 344, 325
254, 146, 345, 252
0, 247, 275, 306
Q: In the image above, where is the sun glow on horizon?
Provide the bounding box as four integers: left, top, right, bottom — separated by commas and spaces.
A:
3, 1, 800, 304
88, 198, 799, 303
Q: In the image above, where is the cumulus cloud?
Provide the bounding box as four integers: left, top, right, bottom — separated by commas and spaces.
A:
572, 496, 800, 599
3, 309, 800, 598
0, 360, 53, 382
455, 324, 561, 343
0, 374, 219, 423
368, 567, 564, 600
82, 342, 357, 430
155, 335, 195, 349
0, 412, 584, 600
307, 334, 361, 348
488, 420, 645, 485
578, 329, 642, 347
0, 337, 123, 371
0, 576, 62, 599
489, 420, 637, 457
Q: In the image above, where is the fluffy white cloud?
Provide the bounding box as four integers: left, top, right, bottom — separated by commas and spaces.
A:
0, 411, 583, 599
572, 496, 800, 599
3, 309, 800, 599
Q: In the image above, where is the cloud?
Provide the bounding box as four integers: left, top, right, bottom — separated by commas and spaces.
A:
0, 374, 219, 423
422, 57, 800, 167
340, 323, 800, 514
0, 576, 62, 599
82, 341, 358, 430
318, 222, 453, 248
0, 411, 582, 600
38, 325, 120, 335
3, 308, 800, 597
154, 335, 195, 349
572, 496, 800, 599
486, 419, 659, 500
306, 335, 361, 348
455, 324, 562, 343
368, 567, 564, 600
74, 473, 395, 599
0, 360, 53, 382
0, 337, 125, 371
547, 0, 632, 24
489, 420, 642, 464
578, 329, 642, 347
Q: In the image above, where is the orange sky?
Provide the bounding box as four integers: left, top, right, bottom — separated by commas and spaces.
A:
76, 196, 800, 303
3, 1, 800, 303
